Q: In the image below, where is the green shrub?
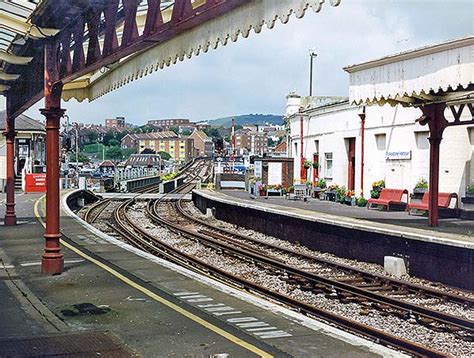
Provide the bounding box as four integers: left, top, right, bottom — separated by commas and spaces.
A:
357, 197, 368, 207
467, 184, 474, 194
370, 189, 380, 199
415, 177, 428, 189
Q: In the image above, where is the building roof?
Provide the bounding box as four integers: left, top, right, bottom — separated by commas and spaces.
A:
99, 160, 115, 167
125, 154, 162, 167
274, 139, 287, 153
343, 36, 474, 106
0, 110, 44, 132
122, 131, 178, 142
190, 130, 210, 142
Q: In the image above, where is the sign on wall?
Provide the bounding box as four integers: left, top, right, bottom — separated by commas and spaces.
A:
385, 150, 412, 160
25, 173, 46, 193
268, 162, 282, 185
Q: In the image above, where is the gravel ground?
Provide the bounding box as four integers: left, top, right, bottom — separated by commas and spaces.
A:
184, 202, 474, 301
123, 201, 474, 357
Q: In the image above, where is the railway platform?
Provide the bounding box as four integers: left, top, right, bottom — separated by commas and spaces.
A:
0, 191, 397, 357
193, 189, 473, 290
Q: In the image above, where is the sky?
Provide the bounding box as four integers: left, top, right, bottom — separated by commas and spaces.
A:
2, 0, 473, 125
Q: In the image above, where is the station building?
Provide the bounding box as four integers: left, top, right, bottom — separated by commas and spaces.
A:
0, 111, 46, 192
287, 39, 473, 199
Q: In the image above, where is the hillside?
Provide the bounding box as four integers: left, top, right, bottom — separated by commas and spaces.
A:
207, 114, 284, 127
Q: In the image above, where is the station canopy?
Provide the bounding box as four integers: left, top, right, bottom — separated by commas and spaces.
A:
343, 36, 474, 108
1, 0, 341, 117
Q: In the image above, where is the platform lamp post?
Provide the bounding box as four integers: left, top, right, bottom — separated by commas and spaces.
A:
309, 50, 317, 97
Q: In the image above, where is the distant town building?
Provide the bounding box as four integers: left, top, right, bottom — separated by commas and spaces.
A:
105, 117, 125, 129
188, 130, 213, 157
147, 119, 190, 131
0, 111, 45, 192
234, 129, 268, 156
121, 132, 194, 162
121, 131, 177, 150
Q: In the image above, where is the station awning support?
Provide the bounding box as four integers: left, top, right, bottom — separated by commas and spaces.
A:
3, 102, 16, 226
40, 40, 65, 274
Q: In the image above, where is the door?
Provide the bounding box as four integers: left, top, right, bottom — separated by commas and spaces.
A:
347, 138, 356, 191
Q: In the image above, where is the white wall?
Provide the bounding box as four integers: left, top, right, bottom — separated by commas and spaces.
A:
290, 102, 474, 198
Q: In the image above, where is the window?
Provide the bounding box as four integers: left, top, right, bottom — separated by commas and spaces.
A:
415, 131, 429, 149
375, 134, 386, 150
294, 143, 298, 157
325, 152, 333, 178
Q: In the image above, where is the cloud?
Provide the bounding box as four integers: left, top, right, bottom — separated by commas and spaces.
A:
2, 0, 469, 125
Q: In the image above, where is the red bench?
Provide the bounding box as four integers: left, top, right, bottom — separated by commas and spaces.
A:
407, 192, 458, 214
367, 188, 408, 211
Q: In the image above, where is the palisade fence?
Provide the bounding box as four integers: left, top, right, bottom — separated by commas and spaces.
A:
115, 167, 160, 182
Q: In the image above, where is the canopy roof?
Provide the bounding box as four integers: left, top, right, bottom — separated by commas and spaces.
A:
1, 0, 342, 117
343, 36, 474, 107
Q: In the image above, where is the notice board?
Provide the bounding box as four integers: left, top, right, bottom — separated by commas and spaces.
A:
25, 173, 47, 193
268, 162, 282, 185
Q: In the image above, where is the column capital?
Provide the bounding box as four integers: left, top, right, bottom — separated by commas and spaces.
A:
40, 107, 66, 119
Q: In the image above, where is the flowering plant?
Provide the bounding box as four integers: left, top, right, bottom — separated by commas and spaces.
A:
303, 159, 312, 169
345, 190, 355, 197
372, 180, 385, 189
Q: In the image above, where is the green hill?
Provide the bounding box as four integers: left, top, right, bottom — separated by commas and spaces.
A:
207, 114, 284, 127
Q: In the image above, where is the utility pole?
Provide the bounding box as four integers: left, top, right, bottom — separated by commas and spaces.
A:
309, 50, 317, 96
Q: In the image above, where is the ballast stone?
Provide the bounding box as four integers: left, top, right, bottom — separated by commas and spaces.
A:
384, 256, 407, 277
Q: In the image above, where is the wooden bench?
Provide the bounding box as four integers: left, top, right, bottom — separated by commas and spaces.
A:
407, 192, 459, 215
367, 188, 408, 211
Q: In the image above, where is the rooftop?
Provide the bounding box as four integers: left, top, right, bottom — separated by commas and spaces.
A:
0, 110, 44, 132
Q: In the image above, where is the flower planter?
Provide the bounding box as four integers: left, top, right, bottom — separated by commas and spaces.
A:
412, 187, 427, 200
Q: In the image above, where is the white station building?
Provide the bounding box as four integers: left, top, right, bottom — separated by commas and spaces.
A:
287, 37, 473, 199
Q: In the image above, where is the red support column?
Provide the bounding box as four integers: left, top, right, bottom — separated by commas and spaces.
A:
359, 108, 366, 197
420, 104, 447, 227
41, 40, 64, 274
3, 105, 17, 226
300, 116, 306, 183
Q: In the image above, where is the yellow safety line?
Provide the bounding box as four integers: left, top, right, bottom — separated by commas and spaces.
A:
34, 195, 272, 358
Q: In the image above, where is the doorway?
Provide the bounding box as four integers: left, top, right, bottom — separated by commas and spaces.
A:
346, 138, 356, 191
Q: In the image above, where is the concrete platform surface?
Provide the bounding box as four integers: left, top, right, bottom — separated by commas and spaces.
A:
0, 192, 398, 357
208, 190, 474, 248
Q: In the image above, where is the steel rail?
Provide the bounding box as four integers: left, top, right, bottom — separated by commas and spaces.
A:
149, 201, 473, 336
174, 199, 474, 307
84, 199, 111, 224
111, 199, 446, 358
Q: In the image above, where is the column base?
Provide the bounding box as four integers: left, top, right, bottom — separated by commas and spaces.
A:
41, 254, 64, 275
4, 213, 17, 226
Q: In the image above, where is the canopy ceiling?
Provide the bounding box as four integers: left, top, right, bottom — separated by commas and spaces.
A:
343, 36, 474, 107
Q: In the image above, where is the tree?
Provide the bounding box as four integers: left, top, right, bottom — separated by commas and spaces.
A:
170, 126, 179, 135
108, 139, 120, 147
69, 152, 89, 164
106, 146, 123, 160
181, 129, 192, 136
86, 130, 98, 144
157, 151, 171, 161
267, 138, 276, 147
102, 130, 116, 146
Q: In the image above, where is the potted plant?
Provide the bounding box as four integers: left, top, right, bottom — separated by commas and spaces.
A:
344, 189, 355, 205
357, 197, 368, 207
326, 183, 338, 202
303, 159, 312, 170
335, 185, 347, 203
467, 184, 474, 198
371, 180, 385, 199
414, 177, 428, 194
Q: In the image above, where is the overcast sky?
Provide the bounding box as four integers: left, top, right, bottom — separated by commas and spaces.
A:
2, 0, 473, 125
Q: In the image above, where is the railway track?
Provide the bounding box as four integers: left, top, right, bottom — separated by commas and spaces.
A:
83, 199, 111, 224
88, 159, 472, 356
